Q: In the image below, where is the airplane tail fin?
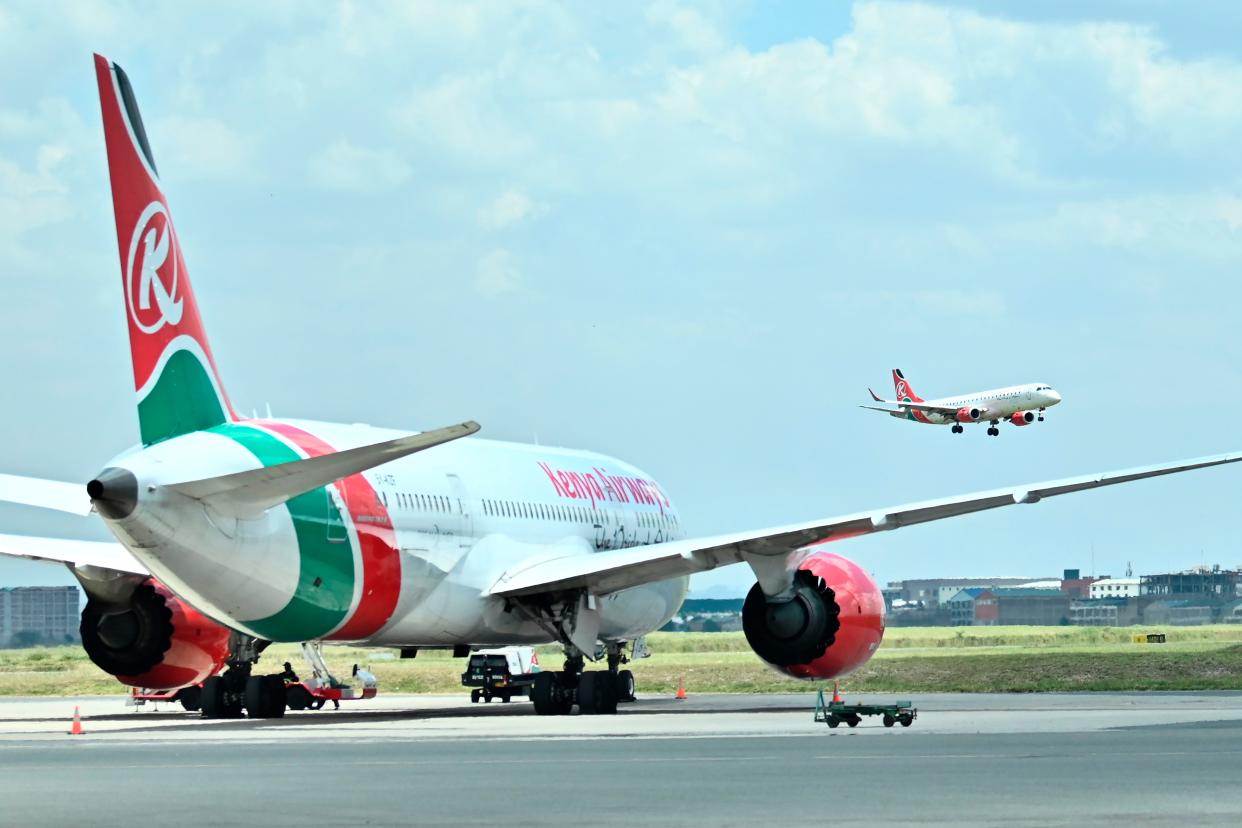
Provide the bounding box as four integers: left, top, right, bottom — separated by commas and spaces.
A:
94, 54, 235, 446
892, 368, 923, 402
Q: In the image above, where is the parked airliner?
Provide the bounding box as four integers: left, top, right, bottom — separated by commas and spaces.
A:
0, 56, 1235, 721
863, 369, 1062, 436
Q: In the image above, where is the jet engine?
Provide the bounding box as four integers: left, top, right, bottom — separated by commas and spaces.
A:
80, 580, 231, 690
956, 406, 983, 423
1010, 411, 1036, 426
741, 552, 885, 680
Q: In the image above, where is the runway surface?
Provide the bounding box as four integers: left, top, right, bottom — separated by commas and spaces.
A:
3, 691, 1241, 826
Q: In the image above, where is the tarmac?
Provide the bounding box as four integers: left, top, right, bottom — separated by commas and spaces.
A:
2, 691, 1241, 826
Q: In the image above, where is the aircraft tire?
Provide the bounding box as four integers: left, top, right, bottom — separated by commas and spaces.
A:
532, 671, 572, 716
577, 672, 618, 715
616, 669, 636, 702
200, 675, 240, 719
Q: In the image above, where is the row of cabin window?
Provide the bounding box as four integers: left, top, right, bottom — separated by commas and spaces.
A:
481, 498, 679, 530
392, 492, 453, 514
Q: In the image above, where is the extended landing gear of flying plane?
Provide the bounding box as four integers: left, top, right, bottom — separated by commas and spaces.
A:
987, 422, 1000, 437
1038, 408, 1046, 422
951, 424, 964, 434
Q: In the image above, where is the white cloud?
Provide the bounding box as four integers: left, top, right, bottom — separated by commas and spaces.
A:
477, 190, 542, 230
474, 249, 524, 298
308, 139, 411, 194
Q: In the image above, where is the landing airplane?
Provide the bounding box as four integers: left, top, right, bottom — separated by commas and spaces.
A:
863, 368, 1062, 436
0, 55, 1237, 719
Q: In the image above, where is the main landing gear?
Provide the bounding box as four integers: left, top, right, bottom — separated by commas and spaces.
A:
531, 642, 639, 716
986, 421, 1000, 437
951, 424, 964, 434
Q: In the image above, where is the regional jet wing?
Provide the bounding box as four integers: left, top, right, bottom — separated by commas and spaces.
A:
0, 533, 147, 575
489, 451, 1242, 599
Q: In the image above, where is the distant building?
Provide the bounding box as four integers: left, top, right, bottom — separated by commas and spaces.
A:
1090, 578, 1140, 599
892, 577, 1050, 610
974, 590, 998, 625
993, 588, 1071, 626
944, 588, 986, 626
1141, 567, 1241, 600
1060, 569, 1103, 599
0, 586, 80, 647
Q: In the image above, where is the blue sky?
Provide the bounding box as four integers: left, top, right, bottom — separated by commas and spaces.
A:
1, 1, 1240, 598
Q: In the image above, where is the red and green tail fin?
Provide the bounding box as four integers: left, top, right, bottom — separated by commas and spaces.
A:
94, 54, 235, 445
892, 368, 923, 403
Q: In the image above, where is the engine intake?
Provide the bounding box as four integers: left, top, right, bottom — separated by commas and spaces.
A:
742, 552, 885, 680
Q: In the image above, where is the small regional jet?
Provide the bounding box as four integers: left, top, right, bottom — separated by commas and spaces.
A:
863, 369, 1062, 436
0, 57, 1234, 722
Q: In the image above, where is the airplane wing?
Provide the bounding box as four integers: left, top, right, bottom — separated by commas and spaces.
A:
0, 473, 93, 516
0, 532, 147, 575
859, 404, 902, 415
489, 451, 1242, 599
863, 398, 972, 415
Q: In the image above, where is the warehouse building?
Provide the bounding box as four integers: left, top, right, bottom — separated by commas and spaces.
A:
0, 586, 80, 647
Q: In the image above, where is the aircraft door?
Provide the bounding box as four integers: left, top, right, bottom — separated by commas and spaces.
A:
446, 473, 473, 540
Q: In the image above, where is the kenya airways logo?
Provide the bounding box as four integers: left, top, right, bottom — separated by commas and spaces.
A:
125, 201, 183, 334
895, 380, 908, 400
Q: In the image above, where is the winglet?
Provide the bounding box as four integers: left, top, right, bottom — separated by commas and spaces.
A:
170, 420, 480, 517
868, 387, 883, 402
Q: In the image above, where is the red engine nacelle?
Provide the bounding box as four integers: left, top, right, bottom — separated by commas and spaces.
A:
741, 552, 885, 680
1010, 411, 1035, 426
80, 580, 231, 690
956, 406, 983, 423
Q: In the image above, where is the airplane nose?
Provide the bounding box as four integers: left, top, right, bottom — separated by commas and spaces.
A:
1049, 390, 1062, 404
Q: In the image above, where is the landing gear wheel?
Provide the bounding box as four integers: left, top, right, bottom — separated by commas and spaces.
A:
532, 671, 573, 716
200, 675, 241, 719
987, 426, 999, 436
883, 714, 896, 728
245, 675, 286, 719
576, 672, 618, 715
615, 669, 636, 702
285, 684, 314, 711
951, 424, 963, 434
177, 686, 202, 712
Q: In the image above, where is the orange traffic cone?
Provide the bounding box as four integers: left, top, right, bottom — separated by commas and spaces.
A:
831, 681, 842, 704
68, 706, 84, 736
675, 676, 687, 700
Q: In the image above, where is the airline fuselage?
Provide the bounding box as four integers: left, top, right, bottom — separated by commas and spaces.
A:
98, 419, 689, 648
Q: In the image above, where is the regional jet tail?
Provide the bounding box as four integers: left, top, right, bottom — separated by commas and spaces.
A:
862, 368, 1062, 436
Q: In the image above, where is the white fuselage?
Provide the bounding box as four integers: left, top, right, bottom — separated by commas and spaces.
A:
898, 383, 1061, 425
98, 419, 689, 647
